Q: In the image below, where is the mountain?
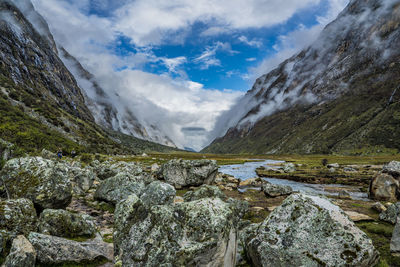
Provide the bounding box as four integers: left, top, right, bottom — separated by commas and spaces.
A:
0, 0, 178, 154
203, 0, 400, 155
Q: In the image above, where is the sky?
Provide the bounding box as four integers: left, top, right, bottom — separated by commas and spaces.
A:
31, 0, 349, 151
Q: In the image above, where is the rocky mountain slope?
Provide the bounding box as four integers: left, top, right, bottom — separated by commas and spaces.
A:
204, 0, 400, 154
0, 0, 178, 154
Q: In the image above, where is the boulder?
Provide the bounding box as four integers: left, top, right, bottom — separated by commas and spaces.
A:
183, 185, 227, 202
38, 209, 97, 238
114, 195, 242, 266
161, 159, 218, 188
246, 193, 379, 267
369, 173, 399, 202
391, 218, 400, 255
68, 165, 96, 195
140, 181, 176, 208
0, 157, 72, 210
94, 173, 147, 205
239, 177, 266, 187
28, 232, 113, 265
0, 230, 13, 257
338, 190, 352, 200
94, 161, 147, 181
344, 211, 373, 222
0, 198, 37, 236
383, 161, 400, 177
344, 167, 357, 172
262, 183, 293, 197
379, 202, 400, 224
0, 139, 14, 161
3, 235, 36, 267
40, 149, 56, 160
371, 202, 387, 213
283, 163, 296, 173
150, 163, 160, 172
327, 163, 340, 168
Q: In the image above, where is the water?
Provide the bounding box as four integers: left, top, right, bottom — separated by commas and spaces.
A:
219, 160, 369, 201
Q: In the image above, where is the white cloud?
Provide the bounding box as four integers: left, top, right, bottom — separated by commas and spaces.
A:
194, 41, 237, 70
246, 57, 257, 62
238, 35, 263, 48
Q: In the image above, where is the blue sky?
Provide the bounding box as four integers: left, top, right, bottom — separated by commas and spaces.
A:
33, 0, 348, 150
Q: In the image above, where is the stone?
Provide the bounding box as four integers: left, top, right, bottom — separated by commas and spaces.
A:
140, 181, 176, 208
150, 163, 160, 172
338, 190, 352, 200
94, 173, 146, 205
0, 230, 13, 257
3, 235, 36, 267
28, 232, 113, 265
114, 196, 242, 266
327, 163, 340, 168
328, 167, 336, 173
173, 196, 184, 203
161, 159, 218, 188
94, 161, 148, 181
68, 165, 96, 195
283, 163, 296, 173
40, 149, 56, 159
183, 185, 226, 202
383, 161, 400, 177
344, 211, 373, 222
38, 209, 97, 238
239, 177, 266, 187
246, 193, 379, 267
380, 202, 400, 224
0, 139, 14, 161
0, 198, 37, 236
369, 173, 399, 202
391, 218, 400, 255
371, 202, 387, 213
262, 183, 293, 197
344, 167, 357, 172
0, 157, 72, 210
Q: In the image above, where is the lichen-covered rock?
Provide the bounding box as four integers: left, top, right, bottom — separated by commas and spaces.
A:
94, 173, 147, 205
0, 139, 14, 161
183, 185, 226, 202
246, 193, 379, 267
327, 163, 340, 168
372, 202, 387, 213
114, 196, 242, 266
68, 165, 96, 195
3, 235, 36, 267
0, 157, 72, 210
38, 209, 96, 238
283, 163, 296, 173
383, 161, 400, 177
369, 173, 399, 202
379, 202, 400, 224
94, 161, 148, 181
262, 183, 293, 197
28, 232, 113, 265
0, 198, 37, 236
391, 218, 400, 255
140, 181, 176, 208
161, 159, 218, 188
239, 177, 266, 187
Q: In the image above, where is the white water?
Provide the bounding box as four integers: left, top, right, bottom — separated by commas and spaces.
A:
219, 160, 369, 201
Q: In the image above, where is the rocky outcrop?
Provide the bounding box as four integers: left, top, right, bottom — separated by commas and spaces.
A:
246, 193, 379, 266
28, 232, 112, 265
3, 235, 36, 267
383, 161, 400, 177
183, 185, 227, 202
94, 173, 146, 205
379, 202, 400, 224
140, 181, 176, 208
93, 161, 148, 181
369, 173, 399, 202
68, 165, 96, 195
38, 209, 97, 238
262, 183, 293, 197
114, 195, 242, 266
161, 159, 218, 188
0, 198, 37, 236
0, 157, 72, 210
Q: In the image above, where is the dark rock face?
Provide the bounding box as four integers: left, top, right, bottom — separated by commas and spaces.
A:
204, 0, 400, 154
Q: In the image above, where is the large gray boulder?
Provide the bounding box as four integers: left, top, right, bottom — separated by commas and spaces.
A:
0, 157, 72, 210
379, 202, 400, 224
94, 173, 147, 205
246, 193, 379, 267
140, 181, 176, 208
383, 161, 400, 177
94, 161, 148, 181
3, 235, 36, 267
283, 163, 296, 173
114, 195, 242, 266
0, 198, 37, 236
38, 209, 97, 238
391, 218, 400, 255
28, 232, 113, 265
183, 184, 227, 202
262, 183, 293, 197
161, 159, 218, 188
67, 165, 96, 195
369, 173, 399, 202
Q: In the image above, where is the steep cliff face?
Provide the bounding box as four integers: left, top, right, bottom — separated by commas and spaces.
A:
204, 0, 400, 154
0, 0, 178, 154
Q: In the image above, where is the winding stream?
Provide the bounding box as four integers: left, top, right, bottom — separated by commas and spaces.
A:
219, 160, 369, 201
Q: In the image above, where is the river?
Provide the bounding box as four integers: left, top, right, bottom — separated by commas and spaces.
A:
219, 159, 369, 201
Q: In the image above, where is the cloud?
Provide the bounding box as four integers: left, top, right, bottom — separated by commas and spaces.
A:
194, 41, 237, 70
238, 35, 263, 48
